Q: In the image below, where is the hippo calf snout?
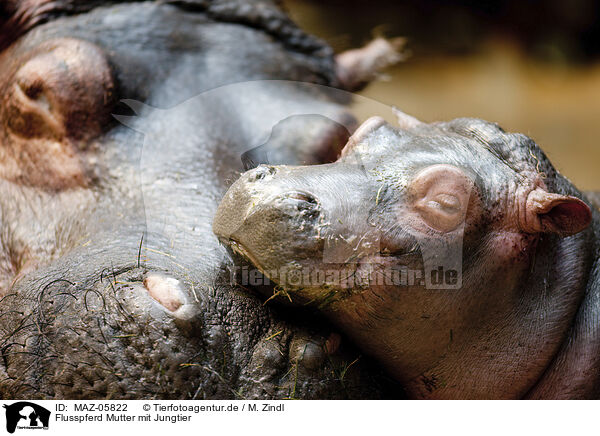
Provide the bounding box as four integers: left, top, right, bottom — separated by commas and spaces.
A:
214, 165, 327, 285
215, 166, 321, 241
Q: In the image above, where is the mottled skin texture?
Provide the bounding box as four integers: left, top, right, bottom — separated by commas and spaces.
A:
214, 115, 600, 399
0, 1, 401, 399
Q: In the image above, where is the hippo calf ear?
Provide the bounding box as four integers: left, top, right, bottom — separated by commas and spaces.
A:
523, 188, 592, 237
339, 116, 386, 157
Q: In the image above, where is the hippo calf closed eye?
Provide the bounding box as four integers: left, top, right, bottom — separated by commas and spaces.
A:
214, 112, 600, 399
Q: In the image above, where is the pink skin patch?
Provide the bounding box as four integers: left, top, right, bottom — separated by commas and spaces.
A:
143, 274, 184, 312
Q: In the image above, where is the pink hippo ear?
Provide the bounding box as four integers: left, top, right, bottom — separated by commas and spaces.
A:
339, 116, 386, 157
523, 188, 592, 237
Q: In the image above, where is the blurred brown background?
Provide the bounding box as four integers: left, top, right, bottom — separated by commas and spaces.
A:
284, 0, 600, 190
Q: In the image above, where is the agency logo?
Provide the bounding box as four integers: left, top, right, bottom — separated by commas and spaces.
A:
2, 402, 50, 434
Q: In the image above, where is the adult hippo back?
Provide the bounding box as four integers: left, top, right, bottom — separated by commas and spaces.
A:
0, 0, 399, 399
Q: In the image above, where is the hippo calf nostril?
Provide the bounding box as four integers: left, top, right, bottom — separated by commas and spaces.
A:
284, 192, 319, 213
143, 274, 184, 312
286, 191, 317, 204
248, 165, 276, 182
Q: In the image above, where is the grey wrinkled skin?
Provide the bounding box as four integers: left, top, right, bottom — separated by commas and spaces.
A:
0, 2, 399, 399
214, 116, 600, 399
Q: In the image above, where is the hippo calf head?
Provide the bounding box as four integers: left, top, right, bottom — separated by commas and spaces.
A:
214, 112, 596, 398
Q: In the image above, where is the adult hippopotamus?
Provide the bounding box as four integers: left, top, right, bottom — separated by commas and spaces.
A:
214, 112, 600, 399
0, 0, 404, 399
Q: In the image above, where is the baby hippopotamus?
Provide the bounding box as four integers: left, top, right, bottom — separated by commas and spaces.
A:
213, 111, 600, 399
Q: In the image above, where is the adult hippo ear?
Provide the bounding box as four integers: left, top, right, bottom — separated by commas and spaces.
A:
521, 187, 592, 237
0, 37, 116, 190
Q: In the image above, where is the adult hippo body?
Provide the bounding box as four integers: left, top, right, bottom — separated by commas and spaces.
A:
0, 1, 400, 399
